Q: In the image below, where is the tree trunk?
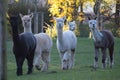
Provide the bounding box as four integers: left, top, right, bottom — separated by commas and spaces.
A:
0, 0, 8, 80
34, 0, 38, 34
39, 12, 44, 32
115, 0, 120, 27
78, 2, 83, 36
94, 0, 102, 30
80, 2, 83, 25
72, 0, 77, 20
34, 12, 38, 33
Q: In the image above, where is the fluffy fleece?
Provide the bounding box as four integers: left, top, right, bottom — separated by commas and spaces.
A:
9, 16, 36, 76
20, 13, 52, 71
54, 16, 77, 70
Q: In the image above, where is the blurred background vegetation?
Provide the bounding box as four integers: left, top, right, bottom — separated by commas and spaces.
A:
7, 0, 120, 38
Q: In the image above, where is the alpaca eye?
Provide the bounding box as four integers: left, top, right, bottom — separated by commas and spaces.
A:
63, 60, 66, 62
90, 22, 92, 24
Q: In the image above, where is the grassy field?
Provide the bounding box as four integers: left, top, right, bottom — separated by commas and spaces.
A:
7, 37, 120, 80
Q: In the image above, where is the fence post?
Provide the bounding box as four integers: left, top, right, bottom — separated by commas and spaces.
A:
0, 0, 8, 80
40, 12, 44, 32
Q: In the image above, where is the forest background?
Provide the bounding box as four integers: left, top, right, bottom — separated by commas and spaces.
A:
7, 0, 120, 38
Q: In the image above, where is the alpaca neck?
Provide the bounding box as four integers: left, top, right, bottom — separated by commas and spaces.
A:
23, 24, 32, 33
24, 27, 32, 33
57, 28, 64, 46
11, 24, 19, 45
91, 28, 103, 42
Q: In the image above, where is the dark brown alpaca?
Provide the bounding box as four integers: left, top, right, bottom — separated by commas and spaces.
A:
9, 16, 36, 76
88, 18, 114, 69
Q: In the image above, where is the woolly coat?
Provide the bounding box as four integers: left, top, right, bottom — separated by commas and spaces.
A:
94, 30, 114, 49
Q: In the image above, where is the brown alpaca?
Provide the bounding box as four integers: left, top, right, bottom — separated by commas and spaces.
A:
88, 18, 114, 69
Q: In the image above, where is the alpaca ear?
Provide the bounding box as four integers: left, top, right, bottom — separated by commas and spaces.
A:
63, 16, 66, 21
94, 17, 97, 20
73, 21, 75, 23
88, 17, 91, 20
19, 13, 23, 18
68, 21, 70, 25
29, 13, 33, 18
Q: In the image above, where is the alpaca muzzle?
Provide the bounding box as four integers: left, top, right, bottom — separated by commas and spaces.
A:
92, 24, 95, 30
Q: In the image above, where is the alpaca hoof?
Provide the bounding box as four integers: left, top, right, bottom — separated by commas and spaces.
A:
110, 65, 113, 69
110, 62, 114, 68
35, 65, 41, 71
102, 63, 106, 69
17, 72, 22, 76
16, 70, 22, 76
62, 67, 68, 70
41, 69, 47, 72
93, 66, 97, 71
27, 70, 32, 74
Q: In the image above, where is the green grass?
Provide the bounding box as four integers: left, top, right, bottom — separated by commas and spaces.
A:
7, 37, 120, 80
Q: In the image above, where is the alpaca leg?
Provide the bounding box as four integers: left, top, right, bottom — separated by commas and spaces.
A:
41, 51, 50, 72
60, 52, 64, 62
101, 48, 107, 69
34, 56, 41, 70
33, 51, 41, 70
109, 46, 114, 68
69, 49, 75, 69
60, 52, 64, 69
62, 52, 69, 70
26, 51, 34, 74
94, 48, 99, 69
15, 55, 25, 76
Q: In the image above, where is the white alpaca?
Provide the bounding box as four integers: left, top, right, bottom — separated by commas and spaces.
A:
54, 17, 77, 70
68, 21, 76, 31
20, 13, 52, 72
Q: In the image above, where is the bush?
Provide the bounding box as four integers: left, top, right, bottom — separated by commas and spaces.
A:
116, 28, 120, 37
104, 23, 120, 37
7, 0, 52, 35
79, 24, 90, 37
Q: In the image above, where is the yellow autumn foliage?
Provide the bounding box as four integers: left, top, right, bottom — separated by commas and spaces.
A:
47, 0, 95, 38
46, 24, 69, 38
48, 0, 116, 37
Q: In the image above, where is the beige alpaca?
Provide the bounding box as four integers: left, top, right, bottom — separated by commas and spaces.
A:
20, 13, 52, 72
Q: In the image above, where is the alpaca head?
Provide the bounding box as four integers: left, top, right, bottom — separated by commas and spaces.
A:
62, 52, 70, 70
9, 15, 18, 27
19, 13, 33, 28
88, 17, 97, 30
54, 16, 66, 29
68, 21, 76, 31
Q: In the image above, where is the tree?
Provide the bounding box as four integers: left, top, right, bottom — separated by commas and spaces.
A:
94, 0, 102, 30
8, 0, 49, 33
48, 0, 94, 37
0, 0, 8, 80
115, 0, 120, 27
93, 0, 116, 30
48, 0, 93, 21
